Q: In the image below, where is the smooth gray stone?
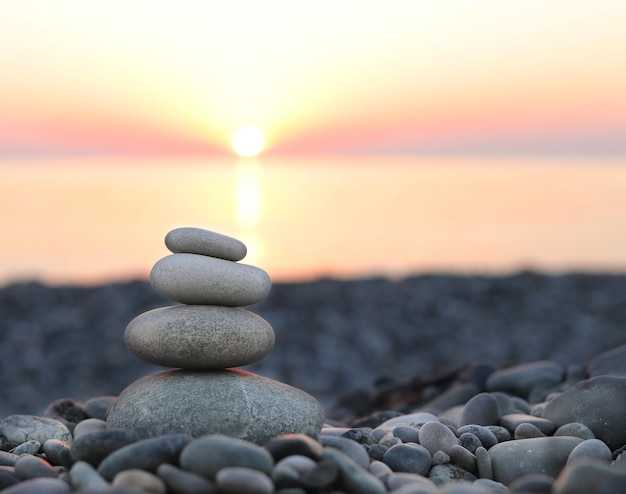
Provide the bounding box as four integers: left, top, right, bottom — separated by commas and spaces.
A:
156, 463, 217, 494
553, 458, 626, 494
215, 466, 273, 494
382, 443, 432, 476
489, 436, 582, 485
458, 393, 500, 427
418, 421, 459, 455
276, 455, 316, 475
486, 361, 564, 397
587, 342, 626, 378
165, 227, 247, 261
458, 433, 482, 454
428, 464, 477, 485
0, 477, 70, 494
70, 428, 141, 466
14, 454, 57, 480
42, 439, 73, 469
449, 444, 476, 473
392, 426, 420, 443
432, 450, 450, 465
385, 472, 439, 492
97, 434, 191, 481
11, 440, 40, 455
180, 434, 274, 479
72, 418, 106, 439
0, 451, 20, 467
475, 447, 492, 480
456, 425, 498, 449
514, 422, 547, 439
508, 473, 554, 493
542, 375, 626, 449
106, 369, 324, 444
69, 461, 109, 490
150, 253, 271, 306
319, 435, 369, 469
566, 439, 612, 465
112, 469, 167, 493
83, 396, 117, 420
124, 305, 275, 369
553, 422, 595, 440
485, 425, 511, 443
0, 415, 72, 445
322, 447, 387, 494
501, 413, 555, 435
264, 433, 324, 461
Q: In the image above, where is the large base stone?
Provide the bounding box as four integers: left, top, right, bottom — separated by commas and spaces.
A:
106, 369, 325, 444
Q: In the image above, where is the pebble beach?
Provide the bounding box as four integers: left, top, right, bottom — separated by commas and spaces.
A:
1, 272, 626, 492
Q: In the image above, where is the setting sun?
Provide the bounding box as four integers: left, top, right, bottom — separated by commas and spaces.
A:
231, 126, 266, 157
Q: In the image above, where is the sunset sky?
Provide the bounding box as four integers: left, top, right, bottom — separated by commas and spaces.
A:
1, 0, 625, 157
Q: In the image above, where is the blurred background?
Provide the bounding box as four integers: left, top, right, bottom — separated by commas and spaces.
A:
1, 1, 625, 416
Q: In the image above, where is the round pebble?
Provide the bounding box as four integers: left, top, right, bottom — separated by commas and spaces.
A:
72, 418, 106, 439
156, 463, 216, 494
70, 428, 141, 466
428, 463, 476, 485
566, 439, 613, 465
500, 413, 555, 435
553, 422, 595, 440
418, 421, 459, 455
165, 227, 247, 261
112, 469, 167, 494
458, 393, 500, 426
514, 422, 547, 439
457, 425, 498, 449
322, 447, 387, 494
215, 466, 273, 494
264, 433, 324, 462
382, 443, 432, 476
320, 435, 370, 469
553, 458, 626, 494
83, 396, 117, 420
42, 439, 72, 469
11, 440, 40, 456
69, 461, 109, 491
14, 454, 57, 480
125, 305, 275, 369
150, 253, 271, 306
0, 415, 72, 445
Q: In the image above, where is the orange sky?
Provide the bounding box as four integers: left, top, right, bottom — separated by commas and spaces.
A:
1, 1, 625, 157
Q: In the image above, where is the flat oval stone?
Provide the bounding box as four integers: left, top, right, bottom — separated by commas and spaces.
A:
418, 421, 459, 455
165, 227, 247, 261
156, 463, 217, 494
150, 254, 271, 306
489, 436, 582, 485
0, 415, 72, 445
106, 369, 324, 444
382, 443, 432, 476
215, 466, 273, 494
459, 392, 501, 427
553, 458, 626, 494
541, 376, 626, 450
566, 439, 612, 465
125, 305, 275, 369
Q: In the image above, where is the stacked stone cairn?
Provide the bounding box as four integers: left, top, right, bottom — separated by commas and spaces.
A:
106, 227, 324, 444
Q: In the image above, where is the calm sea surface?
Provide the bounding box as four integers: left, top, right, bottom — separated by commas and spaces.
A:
1, 155, 625, 285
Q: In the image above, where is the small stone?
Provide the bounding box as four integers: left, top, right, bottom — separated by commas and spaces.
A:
567, 439, 612, 465
180, 434, 274, 480
553, 458, 626, 494
0, 415, 72, 445
43, 399, 89, 432
514, 422, 547, 439
0, 451, 20, 467
507, 473, 554, 493
215, 466, 273, 494
14, 454, 57, 480
156, 463, 217, 494
0, 477, 70, 494
428, 464, 477, 485
106, 369, 324, 444
382, 443, 432, 476
485, 425, 511, 443
42, 439, 72, 469
541, 376, 626, 450
69, 461, 109, 491
418, 421, 459, 455
264, 433, 324, 462
113, 469, 167, 494
70, 428, 141, 466
83, 396, 117, 420
458, 433, 482, 454
500, 413, 555, 435
587, 342, 626, 378
320, 435, 370, 469
367, 443, 388, 461
72, 418, 106, 439
165, 227, 247, 261
276, 455, 316, 475
385, 472, 439, 492
11, 440, 41, 456
486, 361, 564, 397
97, 434, 192, 481
489, 436, 582, 485
392, 426, 420, 443
323, 447, 387, 494
553, 422, 595, 440
449, 444, 476, 473
456, 425, 498, 449
458, 393, 500, 426
475, 447, 492, 480
124, 305, 275, 369
432, 450, 451, 465
150, 253, 271, 306
369, 460, 392, 477
341, 428, 376, 446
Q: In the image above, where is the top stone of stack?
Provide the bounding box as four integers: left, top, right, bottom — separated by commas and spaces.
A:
165, 227, 247, 261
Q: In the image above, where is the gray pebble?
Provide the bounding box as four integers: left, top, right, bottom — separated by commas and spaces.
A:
428, 464, 477, 485
0, 451, 20, 467
553, 458, 626, 494
432, 450, 451, 465
419, 421, 459, 455
83, 396, 117, 420
264, 433, 324, 461
489, 436, 582, 485
150, 253, 271, 306
216, 466, 273, 494
11, 440, 40, 456
386, 471, 439, 492
0, 415, 72, 445
180, 434, 274, 479
486, 361, 564, 397
98, 433, 191, 481
323, 447, 387, 494
485, 426, 511, 443
342, 429, 376, 446
42, 439, 73, 469
368, 460, 392, 477
157, 463, 217, 494
449, 445, 476, 473
475, 447, 492, 480
514, 423, 547, 439
72, 418, 107, 439
567, 439, 612, 465
457, 425, 498, 449
458, 393, 500, 426
69, 461, 109, 490
320, 435, 370, 469
367, 443, 388, 461
501, 413, 555, 435
542, 376, 626, 449
392, 426, 420, 443
0, 477, 70, 494
112, 469, 167, 493
276, 455, 317, 475
14, 454, 57, 480
553, 422, 595, 440
71, 428, 141, 466
379, 433, 402, 448
508, 473, 554, 493
165, 227, 247, 261
382, 443, 432, 476
458, 433, 482, 453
